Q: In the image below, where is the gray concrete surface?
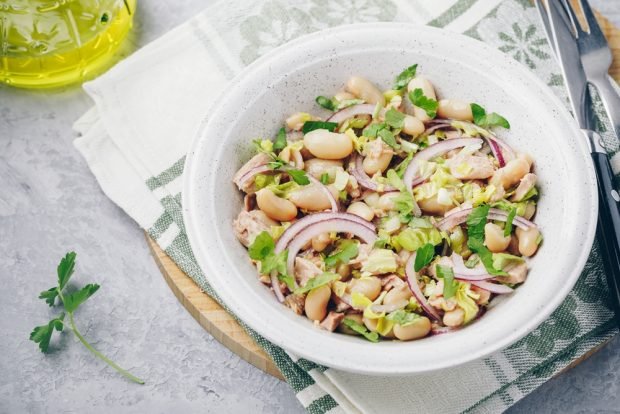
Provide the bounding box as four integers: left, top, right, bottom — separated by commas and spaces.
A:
1, 1, 619, 413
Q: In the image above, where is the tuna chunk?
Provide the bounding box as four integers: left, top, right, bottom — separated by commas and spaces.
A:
233, 210, 277, 247
295, 257, 322, 286
320, 312, 345, 332
511, 173, 537, 202
284, 294, 305, 315
497, 262, 528, 284
447, 154, 495, 180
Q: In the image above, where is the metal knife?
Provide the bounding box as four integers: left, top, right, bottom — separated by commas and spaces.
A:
546, 0, 620, 326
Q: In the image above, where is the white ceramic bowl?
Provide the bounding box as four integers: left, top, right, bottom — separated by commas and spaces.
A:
183, 23, 597, 375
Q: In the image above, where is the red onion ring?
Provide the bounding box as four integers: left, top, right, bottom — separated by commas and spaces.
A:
275, 212, 375, 255
403, 138, 484, 189
469, 280, 514, 294
270, 271, 286, 303
431, 325, 457, 335
450, 253, 495, 281
327, 103, 376, 124
485, 137, 505, 167
236, 164, 272, 190
303, 173, 339, 212
405, 252, 442, 321
283, 218, 378, 280
436, 207, 536, 232
349, 152, 397, 193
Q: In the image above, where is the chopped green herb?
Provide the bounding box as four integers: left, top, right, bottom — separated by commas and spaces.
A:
466, 205, 508, 276
393, 64, 418, 90
408, 88, 438, 118
378, 128, 398, 150
249, 231, 289, 276
315, 95, 336, 111
324, 240, 359, 268
436, 265, 458, 299
278, 274, 296, 291
320, 172, 330, 185
414, 243, 435, 272
287, 168, 310, 185
386, 309, 421, 326
30, 252, 144, 384
302, 120, 338, 133
342, 318, 380, 342
385, 108, 405, 129
294, 272, 340, 295
471, 103, 510, 129
273, 127, 287, 151
504, 208, 517, 237
363, 122, 385, 138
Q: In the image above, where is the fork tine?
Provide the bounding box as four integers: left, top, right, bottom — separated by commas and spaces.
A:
577, 0, 606, 38
536, 0, 556, 54
561, 0, 587, 38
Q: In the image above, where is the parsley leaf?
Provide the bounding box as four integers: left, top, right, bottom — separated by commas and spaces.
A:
393, 64, 418, 90
343, 318, 379, 342
315, 96, 336, 111
302, 121, 338, 133
436, 265, 458, 299
30, 253, 144, 384
414, 243, 435, 272
466, 204, 490, 241
267, 158, 286, 170
273, 127, 287, 151
57, 251, 76, 290
320, 172, 330, 185
286, 169, 310, 185
294, 272, 340, 295
385, 108, 405, 129
504, 208, 517, 237
63, 284, 100, 313
39, 286, 59, 307
471, 103, 510, 129
466, 206, 508, 276
29, 313, 65, 353
408, 88, 438, 118
324, 240, 359, 268
468, 238, 507, 276
386, 309, 420, 326
378, 128, 398, 150
278, 274, 296, 291
248, 231, 275, 261
362, 123, 385, 138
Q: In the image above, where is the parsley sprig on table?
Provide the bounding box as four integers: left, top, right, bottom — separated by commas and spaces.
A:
30, 252, 145, 384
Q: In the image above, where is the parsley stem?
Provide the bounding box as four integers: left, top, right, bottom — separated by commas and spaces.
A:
67, 312, 145, 384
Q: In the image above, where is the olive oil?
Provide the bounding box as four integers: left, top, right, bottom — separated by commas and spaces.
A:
0, 0, 136, 89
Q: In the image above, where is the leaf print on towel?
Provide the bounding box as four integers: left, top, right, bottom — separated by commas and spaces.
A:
509, 295, 580, 359
309, 0, 397, 26
240, 1, 316, 65
574, 241, 615, 310
498, 22, 550, 69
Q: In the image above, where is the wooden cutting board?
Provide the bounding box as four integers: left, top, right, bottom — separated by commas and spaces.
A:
148, 8, 620, 381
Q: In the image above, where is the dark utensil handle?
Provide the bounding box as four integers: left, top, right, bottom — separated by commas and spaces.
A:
592, 151, 620, 327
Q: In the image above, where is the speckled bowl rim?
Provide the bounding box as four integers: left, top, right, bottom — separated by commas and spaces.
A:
183, 23, 598, 375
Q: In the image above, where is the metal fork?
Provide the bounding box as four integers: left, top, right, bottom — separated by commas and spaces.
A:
563, 0, 620, 138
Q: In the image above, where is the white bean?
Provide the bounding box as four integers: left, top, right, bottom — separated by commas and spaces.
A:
304, 158, 343, 179
437, 99, 473, 121
345, 76, 385, 106
304, 130, 353, 160
516, 227, 540, 257
349, 277, 382, 301
312, 232, 331, 252
484, 222, 511, 252
289, 184, 333, 211
305, 285, 331, 322
393, 317, 431, 341
407, 76, 436, 100
383, 285, 412, 306
443, 308, 465, 327
286, 112, 312, 131
255, 188, 297, 221
402, 115, 425, 137
346, 201, 375, 222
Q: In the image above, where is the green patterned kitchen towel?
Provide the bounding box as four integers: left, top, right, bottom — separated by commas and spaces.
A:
73, 0, 619, 413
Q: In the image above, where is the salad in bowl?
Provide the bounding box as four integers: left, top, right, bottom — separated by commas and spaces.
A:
232, 64, 541, 343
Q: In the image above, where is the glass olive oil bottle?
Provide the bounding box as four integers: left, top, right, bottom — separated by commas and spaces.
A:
0, 0, 136, 89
